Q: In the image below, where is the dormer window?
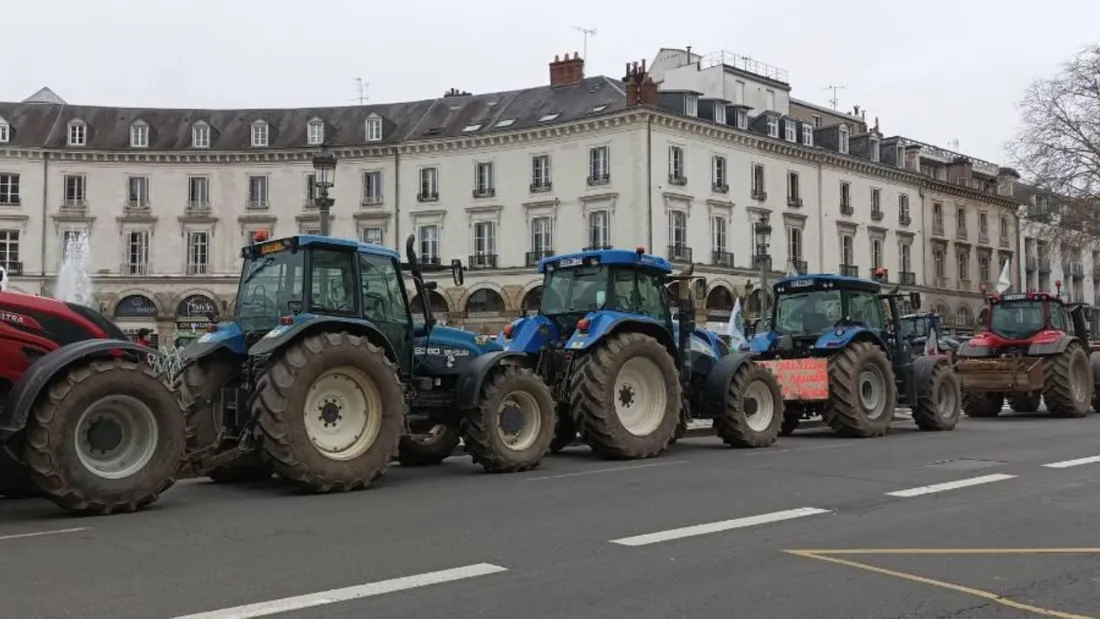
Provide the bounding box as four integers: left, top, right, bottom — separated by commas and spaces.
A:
307, 119, 324, 146
714, 105, 726, 125
735, 110, 748, 130
250, 121, 269, 147
685, 94, 698, 117
784, 120, 797, 142
767, 116, 779, 139
0, 117, 9, 143
191, 122, 210, 148
870, 137, 881, 162
838, 124, 850, 155
130, 121, 149, 148
365, 116, 382, 142
896, 144, 905, 168
802, 124, 814, 147
67, 120, 87, 147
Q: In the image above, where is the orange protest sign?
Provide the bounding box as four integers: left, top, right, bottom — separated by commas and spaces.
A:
758, 358, 830, 401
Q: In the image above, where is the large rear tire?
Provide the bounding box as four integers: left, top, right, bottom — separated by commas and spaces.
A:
962, 391, 1003, 417
1044, 344, 1092, 418
912, 363, 961, 431
178, 358, 274, 483
463, 366, 556, 473
23, 358, 186, 515
0, 445, 38, 499
548, 408, 576, 454
714, 362, 783, 447
396, 425, 461, 466
254, 332, 404, 492
823, 341, 897, 438
569, 332, 681, 459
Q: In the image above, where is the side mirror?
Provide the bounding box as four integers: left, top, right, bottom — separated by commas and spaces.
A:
450, 258, 464, 286
909, 292, 922, 310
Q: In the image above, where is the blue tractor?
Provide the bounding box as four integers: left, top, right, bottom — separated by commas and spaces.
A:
499, 247, 785, 459
748, 273, 961, 437
177, 233, 557, 490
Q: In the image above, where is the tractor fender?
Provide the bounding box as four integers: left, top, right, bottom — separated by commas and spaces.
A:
564, 314, 676, 355
0, 338, 146, 441
455, 350, 528, 409
699, 351, 759, 419
955, 340, 996, 358
1027, 333, 1078, 357
247, 316, 397, 363
179, 321, 247, 365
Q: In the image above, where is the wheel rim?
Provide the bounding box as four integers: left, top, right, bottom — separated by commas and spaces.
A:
1070, 355, 1091, 404
613, 356, 668, 437
743, 379, 776, 432
935, 378, 957, 419
303, 367, 383, 461
858, 364, 888, 420
74, 395, 159, 480
496, 389, 542, 452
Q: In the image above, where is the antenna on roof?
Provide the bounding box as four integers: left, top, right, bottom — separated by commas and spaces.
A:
353, 78, 369, 105
824, 85, 846, 110
572, 26, 597, 61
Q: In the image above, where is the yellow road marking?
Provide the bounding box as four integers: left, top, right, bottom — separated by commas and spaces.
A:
785, 549, 1096, 619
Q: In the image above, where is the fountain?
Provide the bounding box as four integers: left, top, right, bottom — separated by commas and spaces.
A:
55, 229, 94, 306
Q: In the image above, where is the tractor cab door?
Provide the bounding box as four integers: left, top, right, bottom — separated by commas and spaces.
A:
358, 252, 415, 377
1066, 303, 1090, 341
1049, 301, 1073, 335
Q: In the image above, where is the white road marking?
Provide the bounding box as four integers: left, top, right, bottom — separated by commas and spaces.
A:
172, 563, 509, 619
1042, 455, 1100, 469
741, 442, 855, 457
886, 474, 1017, 498
609, 507, 831, 547
525, 460, 689, 481
0, 527, 89, 542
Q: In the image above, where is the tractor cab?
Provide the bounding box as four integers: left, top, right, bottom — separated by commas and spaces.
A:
969, 292, 1084, 351
898, 312, 958, 355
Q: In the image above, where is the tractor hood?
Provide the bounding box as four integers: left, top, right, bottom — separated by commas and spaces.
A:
417, 324, 501, 355
180, 320, 247, 362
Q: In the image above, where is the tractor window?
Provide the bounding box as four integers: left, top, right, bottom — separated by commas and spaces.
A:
899, 317, 929, 339
847, 291, 886, 331
309, 249, 357, 315
774, 289, 842, 336
610, 268, 670, 322
359, 253, 410, 325
990, 300, 1046, 340
1051, 305, 1070, 332
541, 265, 608, 315
236, 249, 304, 332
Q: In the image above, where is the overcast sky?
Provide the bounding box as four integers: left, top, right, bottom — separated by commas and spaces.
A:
4, 0, 1097, 165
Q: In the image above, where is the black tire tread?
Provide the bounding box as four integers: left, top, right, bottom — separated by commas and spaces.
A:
962, 391, 1003, 417
462, 365, 555, 473
1043, 344, 1092, 418
396, 427, 461, 466
823, 341, 897, 438
912, 362, 962, 431
548, 407, 576, 454
714, 362, 784, 448
1007, 393, 1041, 414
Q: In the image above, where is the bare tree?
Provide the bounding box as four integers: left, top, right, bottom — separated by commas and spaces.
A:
1009, 45, 1100, 252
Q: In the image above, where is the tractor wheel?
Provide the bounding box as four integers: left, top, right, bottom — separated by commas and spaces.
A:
912, 363, 961, 431
669, 415, 690, 446
1007, 392, 1041, 414
962, 391, 1003, 417
178, 358, 273, 483
714, 362, 783, 448
823, 341, 897, 438
396, 425, 461, 466
0, 446, 38, 499
1043, 344, 1093, 418
22, 358, 186, 515
780, 416, 800, 437
463, 366, 556, 473
548, 407, 577, 454
254, 332, 404, 492
569, 332, 681, 459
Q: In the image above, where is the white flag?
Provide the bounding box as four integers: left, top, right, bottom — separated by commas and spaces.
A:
727, 297, 746, 348
786, 259, 797, 277
995, 259, 1011, 294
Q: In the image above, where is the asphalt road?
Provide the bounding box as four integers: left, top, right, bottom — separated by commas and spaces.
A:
4, 409, 1100, 619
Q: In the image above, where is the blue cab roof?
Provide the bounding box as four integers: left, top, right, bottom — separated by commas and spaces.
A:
250, 234, 400, 260
773, 273, 882, 293
538, 248, 673, 274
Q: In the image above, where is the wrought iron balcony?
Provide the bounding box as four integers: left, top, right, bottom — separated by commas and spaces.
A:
668, 245, 693, 263
900, 271, 916, 286
468, 254, 498, 270
711, 251, 735, 268
525, 250, 554, 267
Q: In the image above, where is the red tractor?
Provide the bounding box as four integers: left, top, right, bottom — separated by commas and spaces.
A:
0, 290, 185, 514
954, 291, 1097, 418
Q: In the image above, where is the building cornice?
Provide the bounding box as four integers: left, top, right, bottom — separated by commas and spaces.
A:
923, 179, 1016, 209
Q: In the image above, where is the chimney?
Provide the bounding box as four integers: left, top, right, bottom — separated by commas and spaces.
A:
549, 51, 585, 87
996, 167, 1020, 198
624, 59, 658, 107
904, 144, 922, 171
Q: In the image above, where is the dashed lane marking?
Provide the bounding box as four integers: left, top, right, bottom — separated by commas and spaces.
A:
885, 473, 1017, 498
525, 460, 689, 481
0, 527, 89, 542
609, 507, 831, 547
171, 563, 510, 619
1042, 455, 1100, 469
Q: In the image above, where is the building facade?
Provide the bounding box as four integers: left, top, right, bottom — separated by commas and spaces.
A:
1018, 184, 1100, 307
0, 49, 1017, 342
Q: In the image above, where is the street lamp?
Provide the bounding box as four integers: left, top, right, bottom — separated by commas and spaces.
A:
754, 212, 773, 320
311, 144, 337, 236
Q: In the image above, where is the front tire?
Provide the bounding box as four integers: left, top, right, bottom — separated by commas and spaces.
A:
23, 358, 186, 515
254, 332, 404, 492
548, 407, 576, 454
569, 332, 681, 459
823, 342, 897, 438
912, 363, 961, 431
396, 425, 461, 466
1044, 344, 1092, 418
714, 362, 783, 447
463, 366, 556, 473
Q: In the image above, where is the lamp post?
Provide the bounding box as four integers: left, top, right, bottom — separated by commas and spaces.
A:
311, 144, 337, 236
754, 212, 773, 321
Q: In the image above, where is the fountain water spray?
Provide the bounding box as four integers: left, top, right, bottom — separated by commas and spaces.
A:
56, 230, 94, 306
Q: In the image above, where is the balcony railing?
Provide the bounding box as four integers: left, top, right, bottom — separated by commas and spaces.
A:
999, 235, 1010, 248
1026, 256, 1038, 271
957, 279, 972, 291
1072, 262, 1085, 279
751, 189, 767, 201
956, 227, 968, 240
900, 271, 916, 286
361, 195, 383, 206
712, 183, 729, 194
899, 214, 912, 226
186, 199, 210, 212
870, 208, 884, 222
472, 188, 496, 199
186, 263, 209, 276
711, 251, 735, 268
840, 264, 858, 277
468, 254, 498, 270
417, 192, 439, 203
0, 261, 23, 276
525, 250, 554, 267
840, 203, 853, 216
978, 232, 990, 245
61, 199, 87, 210
787, 196, 803, 208
668, 174, 687, 186
668, 245, 693, 263
125, 199, 149, 210
1038, 258, 1052, 273
587, 174, 610, 186
932, 221, 944, 236
792, 259, 807, 275
246, 199, 268, 209
121, 262, 148, 276
530, 181, 552, 193
421, 255, 442, 266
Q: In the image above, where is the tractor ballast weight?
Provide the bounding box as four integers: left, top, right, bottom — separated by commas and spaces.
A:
499, 247, 785, 458
749, 274, 962, 438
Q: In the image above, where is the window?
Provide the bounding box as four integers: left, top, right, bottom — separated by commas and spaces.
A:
685, 95, 698, 117
669, 146, 685, 180
712, 156, 727, 190
896, 144, 905, 168
735, 110, 748, 130
838, 124, 850, 154
309, 250, 357, 315
418, 167, 438, 200
191, 123, 210, 148
979, 255, 990, 282
870, 138, 880, 162
784, 120, 796, 142
751, 164, 765, 196
473, 221, 496, 258
531, 216, 553, 254
63, 175, 85, 206
934, 250, 945, 278
901, 243, 912, 272
0, 121, 8, 143
362, 171, 382, 204
871, 239, 883, 268
359, 253, 409, 325
127, 176, 149, 208
957, 252, 969, 280
899, 194, 910, 222
841, 235, 854, 265
187, 231, 209, 275
125, 231, 149, 275
361, 227, 383, 245
588, 210, 610, 248
366, 117, 383, 142
130, 122, 148, 148
0, 230, 19, 268
871, 188, 881, 215
733, 81, 745, 105
839, 181, 851, 212
979, 212, 989, 235
589, 146, 610, 183
787, 171, 800, 204
956, 207, 966, 233
474, 162, 494, 196
802, 124, 814, 146
669, 211, 687, 250
531, 155, 551, 190
767, 117, 779, 138
848, 291, 885, 331
250, 121, 269, 147
0, 174, 19, 205
788, 227, 803, 260
418, 225, 440, 264
305, 173, 321, 205
188, 176, 209, 208
68, 121, 86, 147
712, 216, 727, 252
248, 175, 268, 207
765, 89, 776, 110
812, 114, 822, 128
933, 202, 943, 228
714, 104, 727, 124
307, 120, 324, 146
1000, 216, 1010, 240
